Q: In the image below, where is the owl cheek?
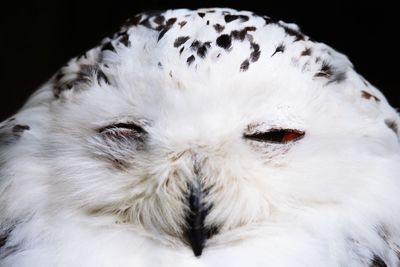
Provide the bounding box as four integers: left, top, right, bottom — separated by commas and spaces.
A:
246, 141, 293, 164
89, 139, 143, 170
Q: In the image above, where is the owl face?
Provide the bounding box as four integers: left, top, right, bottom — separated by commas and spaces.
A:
1, 8, 400, 258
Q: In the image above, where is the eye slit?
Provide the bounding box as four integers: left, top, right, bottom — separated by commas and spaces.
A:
99, 122, 146, 133
98, 122, 147, 141
243, 129, 305, 143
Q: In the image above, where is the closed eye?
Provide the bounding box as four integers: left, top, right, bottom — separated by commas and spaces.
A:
98, 122, 147, 141
243, 129, 305, 143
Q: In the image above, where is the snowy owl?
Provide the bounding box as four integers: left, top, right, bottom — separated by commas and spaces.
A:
1, 7, 400, 267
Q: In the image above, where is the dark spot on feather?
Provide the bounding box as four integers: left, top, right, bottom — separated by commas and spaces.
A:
245, 26, 256, 32
314, 61, 333, 78
385, 119, 398, 134
179, 47, 185, 55
76, 65, 96, 84
197, 42, 211, 58
54, 63, 112, 97
327, 71, 347, 84
158, 62, 162, 68
166, 18, 177, 26
101, 42, 116, 53
12, 124, 30, 134
207, 10, 216, 13
198, 12, 205, 18
190, 40, 201, 50
0, 123, 29, 144
250, 42, 261, 62
178, 21, 187, 28
158, 26, 171, 41
187, 55, 195, 66
153, 15, 165, 25
118, 32, 131, 47
216, 34, 232, 50
213, 24, 225, 33
370, 255, 387, 267
174, 36, 190, 48
231, 30, 247, 41
224, 14, 249, 23
225, 14, 239, 23
240, 59, 250, 72
96, 69, 110, 85
230, 30, 242, 41
271, 44, 285, 57
361, 90, 380, 102
301, 47, 312, 56
206, 20, 210, 25
282, 25, 305, 42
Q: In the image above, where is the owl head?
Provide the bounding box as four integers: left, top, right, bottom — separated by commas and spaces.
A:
1, 8, 400, 258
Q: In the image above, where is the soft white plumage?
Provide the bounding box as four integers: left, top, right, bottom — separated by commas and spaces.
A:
1, 8, 400, 267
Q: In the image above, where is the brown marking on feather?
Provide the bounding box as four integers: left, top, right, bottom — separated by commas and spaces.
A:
361, 90, 380, 102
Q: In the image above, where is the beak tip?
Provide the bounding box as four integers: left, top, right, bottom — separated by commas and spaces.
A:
185, 229, 205, 257
193, 246, 203, 257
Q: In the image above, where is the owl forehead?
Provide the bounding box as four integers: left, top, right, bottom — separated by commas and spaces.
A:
54, 8, 351, 98
113, 8, 348, 82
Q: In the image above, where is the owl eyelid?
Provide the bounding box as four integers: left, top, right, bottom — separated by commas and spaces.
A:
99, 122, 146, 133
97, 122, 147, 142
243, 129, 305, 144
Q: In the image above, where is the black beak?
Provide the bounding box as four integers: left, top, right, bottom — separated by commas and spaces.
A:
184, 180, 208, 257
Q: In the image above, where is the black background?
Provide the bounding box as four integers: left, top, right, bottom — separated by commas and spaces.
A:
1, 1, 398, 121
